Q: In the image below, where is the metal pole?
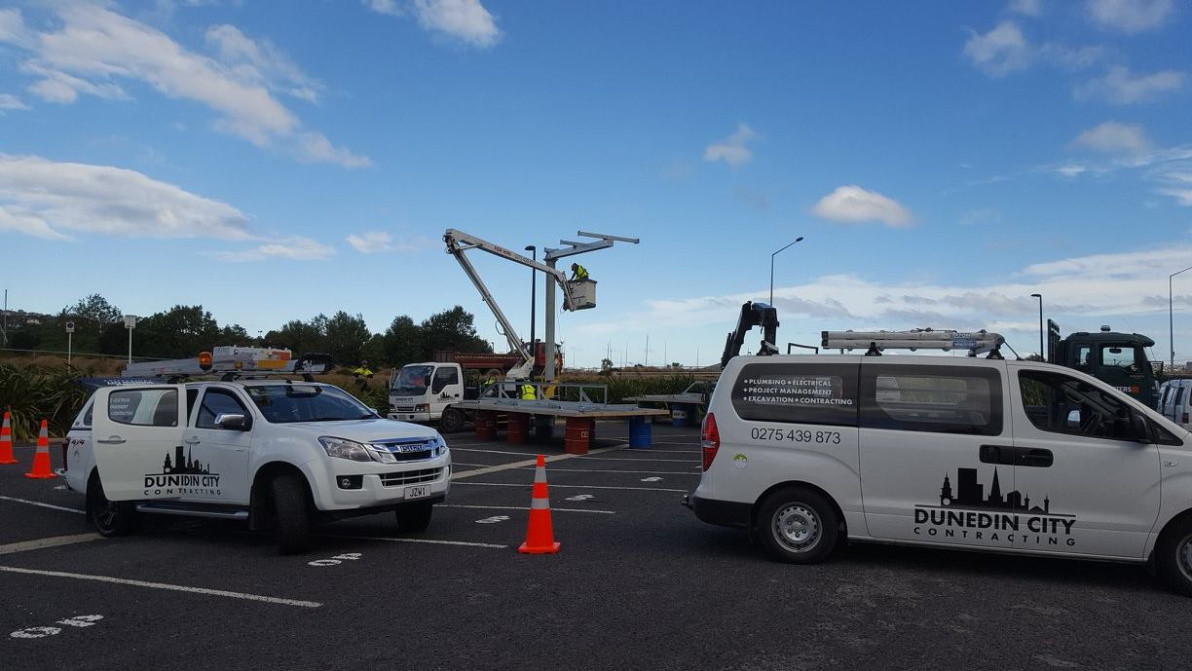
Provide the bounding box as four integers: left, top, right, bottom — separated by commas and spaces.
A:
1030, 293, 1043, 359
544, 259, 557, 381
2, 289, 6, 347
1170, 266, 1192, 370
127, 327, 133, 364
769, 237, 805, 306
525, 246, 536, 347
67, 332, 72, 366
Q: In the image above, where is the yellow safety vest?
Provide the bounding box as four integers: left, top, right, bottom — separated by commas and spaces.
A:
573, 265, 589, 280
520, 384, 535, 400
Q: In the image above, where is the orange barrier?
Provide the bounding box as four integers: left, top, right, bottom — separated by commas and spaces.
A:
24, 419, 57, 479
518, 454, 560, 554
0, 411, 16, 465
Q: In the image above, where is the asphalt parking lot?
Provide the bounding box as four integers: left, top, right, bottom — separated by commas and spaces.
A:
2, 422, 1190, 671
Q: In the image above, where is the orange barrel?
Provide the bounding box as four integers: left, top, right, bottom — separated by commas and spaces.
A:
564, 417, 592, 455
507, 413, 529, 445
475, 411, 496, 441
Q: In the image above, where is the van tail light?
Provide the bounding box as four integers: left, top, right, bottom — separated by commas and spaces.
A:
701, 413, 720, 471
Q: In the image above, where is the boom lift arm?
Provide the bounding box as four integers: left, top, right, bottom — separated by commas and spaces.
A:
721, 301, 780, 369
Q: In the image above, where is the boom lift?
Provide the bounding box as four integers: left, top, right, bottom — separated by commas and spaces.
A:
721, 301, 780, 369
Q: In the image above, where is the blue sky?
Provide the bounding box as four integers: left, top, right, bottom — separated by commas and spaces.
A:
2, 0, 1191, 367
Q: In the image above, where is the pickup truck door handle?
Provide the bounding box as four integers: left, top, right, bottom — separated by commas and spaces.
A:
979, 445, 1015, 465
184, 436, 201, 445
96, 436, 125, 445
1017, 447, 1054, 468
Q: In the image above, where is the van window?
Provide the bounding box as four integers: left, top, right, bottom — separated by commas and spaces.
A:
860, 365, 1002, 436
109, 389, 178, 427
432, 367, 460, 394
730, 363, 858, 427
1175, 387, 1185, 409
1019, 370, 1135, 441
1159, 385, 1171, 408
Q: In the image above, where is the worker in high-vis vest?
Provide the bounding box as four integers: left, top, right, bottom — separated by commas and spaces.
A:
570, 263, 589, 281
519, 383, 536, 400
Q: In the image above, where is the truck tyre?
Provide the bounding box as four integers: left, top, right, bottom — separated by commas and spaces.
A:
395, 501, 433, 533
440, 408, 466, 433
1155, 517, 1192, 597
756, 487, 839, 565
86, 474, 137, 537
272, 472, 312, 555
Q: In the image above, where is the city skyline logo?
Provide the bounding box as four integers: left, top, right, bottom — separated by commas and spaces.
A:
142, 445, 221, 496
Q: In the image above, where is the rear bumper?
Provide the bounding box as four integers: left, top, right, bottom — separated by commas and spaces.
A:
689, 493, 751, 530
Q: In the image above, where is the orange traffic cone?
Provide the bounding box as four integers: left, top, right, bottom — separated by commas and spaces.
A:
0, 411, 16, 465
24, 420, 57, 479
518, 454, 560, 554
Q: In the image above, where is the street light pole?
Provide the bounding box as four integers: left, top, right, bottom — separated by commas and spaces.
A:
524, 245, 537, 348
770, 236, 805, 306
1171, 265, 1192, 370
1030, 293, 1043, 360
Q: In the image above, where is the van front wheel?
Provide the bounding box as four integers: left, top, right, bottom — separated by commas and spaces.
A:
756, 488, 839, 564
1156, 518, 1192, 597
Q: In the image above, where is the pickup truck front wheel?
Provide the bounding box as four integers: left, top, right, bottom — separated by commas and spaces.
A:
86, 474, 136, 537
396, 501, 433, 533
272, 473, 312, 555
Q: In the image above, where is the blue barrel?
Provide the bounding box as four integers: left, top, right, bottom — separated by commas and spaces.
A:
628, 416, 652, 449
671, 406, 688, 427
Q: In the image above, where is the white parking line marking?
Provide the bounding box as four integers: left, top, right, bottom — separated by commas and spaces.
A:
641, 477, 663, 482
450, 448, 535, 456
0, 495, 86, 515
322, 534, 508, 549
440, 504, 614, 514
451, 444, 627, 479
565, 494, 595, 502
455, 482, 688, 493
576, 457, 694, 463
508, 467, 698, 475
0, 566, 322, 608
475, 515, 510, 524
0, 534, 103, 556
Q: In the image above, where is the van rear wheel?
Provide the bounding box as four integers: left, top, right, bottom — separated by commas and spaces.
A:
1156, 518, 1192, 597
756, 487, 839, 564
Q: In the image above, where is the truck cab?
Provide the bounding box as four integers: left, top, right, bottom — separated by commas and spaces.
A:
1048, 320, 1159, 408
388, 362, 472, 428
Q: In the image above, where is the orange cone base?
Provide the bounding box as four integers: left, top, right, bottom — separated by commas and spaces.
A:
0, 458, 17, 465
24, 472, 58, 479
518, 541, 561, 554
24, 454, 57, 479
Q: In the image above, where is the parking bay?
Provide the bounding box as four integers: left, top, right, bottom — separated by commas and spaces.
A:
2, 423, 1191, 671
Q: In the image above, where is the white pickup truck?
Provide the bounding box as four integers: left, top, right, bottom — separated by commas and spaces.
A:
60, 379, 451, 554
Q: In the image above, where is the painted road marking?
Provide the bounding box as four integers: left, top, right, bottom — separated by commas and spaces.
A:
640, 477, 663, 482
506, 467, 697, 475
577, 457, 694, 463
451, 444, 627, 480
10, 615, 105, 640
308, 552, 363, 567
0, 495, 86, 515
565, 494, 595, 502
450, 448, 534, 456
440, 504, 614, 515
322, 534, 508, 549
475, 515, 510, 524
0, 534, 103, 556
0, 566, 322, 608
454, 482, 688, 493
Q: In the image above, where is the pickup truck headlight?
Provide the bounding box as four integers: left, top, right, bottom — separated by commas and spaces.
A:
319, 436, 375, 462
433, 436, 448, 457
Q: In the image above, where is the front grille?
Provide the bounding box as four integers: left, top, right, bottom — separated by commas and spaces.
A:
394, 406, 416, 412
380, 467, 443, 487
371, 438, 438, 462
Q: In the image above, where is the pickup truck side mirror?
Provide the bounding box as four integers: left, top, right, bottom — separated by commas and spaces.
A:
215, 413, 252, 431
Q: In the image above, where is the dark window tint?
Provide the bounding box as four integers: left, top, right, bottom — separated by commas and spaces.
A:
1019, 370, 1138, 441
83, 404, 93, 427
197, 389, 250, 429
730, 363, 859, 427
861, 365, 1003, 436
1074, 346, 1092, 370
1176, 388, 1185, 408
432, 367, 460, 394
109, 389, 178, 427
186, 389, 200, 423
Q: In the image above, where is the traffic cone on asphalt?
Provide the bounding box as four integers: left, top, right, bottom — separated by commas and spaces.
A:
0, 412, 16, 465
518, 454, 560, 554
24, 420, 57, 479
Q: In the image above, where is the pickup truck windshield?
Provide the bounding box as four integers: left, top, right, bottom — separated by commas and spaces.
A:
392, 365, 434, 395
245, 385, 375, 423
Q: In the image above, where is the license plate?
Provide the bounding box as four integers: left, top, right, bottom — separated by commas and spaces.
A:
405, 485, 431, 500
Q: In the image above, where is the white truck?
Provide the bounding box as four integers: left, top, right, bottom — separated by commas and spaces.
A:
388, 361, 472, 432
60, 379, 451, 554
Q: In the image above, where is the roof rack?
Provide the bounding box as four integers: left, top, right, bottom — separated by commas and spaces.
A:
121, 347, 332, 381
821, 328, 1005, 358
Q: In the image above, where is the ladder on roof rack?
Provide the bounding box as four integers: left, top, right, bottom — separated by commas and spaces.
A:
821, 329, 1005, 358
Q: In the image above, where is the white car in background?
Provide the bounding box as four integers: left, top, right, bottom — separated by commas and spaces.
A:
61, 380, 451, 554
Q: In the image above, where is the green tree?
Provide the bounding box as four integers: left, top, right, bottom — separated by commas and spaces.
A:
63, 294, 122, 353
418, 306, 491, 360
325, 311, 372, 365
382, 315, 423, 367
265, 317, 327, 356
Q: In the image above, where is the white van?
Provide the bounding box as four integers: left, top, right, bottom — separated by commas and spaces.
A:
689, 354, 1192, 595
1159, 379, 1192, 428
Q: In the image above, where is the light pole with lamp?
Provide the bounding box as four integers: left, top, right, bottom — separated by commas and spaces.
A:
124, 315, 137, 364
1030, 293, 1043, 360
1170, 265, 1192, 370
65, 321, 75, 367
770, 236, 805, 306
524, 245, 537, 349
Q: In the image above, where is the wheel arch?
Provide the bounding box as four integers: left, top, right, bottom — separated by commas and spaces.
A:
1152, 507, 1192, 560
249, 461, 314, 530
751, 480, 848, 538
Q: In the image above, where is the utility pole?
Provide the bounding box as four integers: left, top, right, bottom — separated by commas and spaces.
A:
770, 237, 805, 306
1030, 293, 1043, 360
1, 289, 7, 347
1171, 265, 1192, 370
645, 334, 649, 368
525, 245, 537, 348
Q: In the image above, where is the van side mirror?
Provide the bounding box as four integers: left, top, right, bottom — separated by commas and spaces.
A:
216, 413, 251, 431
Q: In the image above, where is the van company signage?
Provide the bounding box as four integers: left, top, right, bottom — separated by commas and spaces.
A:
913, 467, 1076, 548
143, 446, 222, 497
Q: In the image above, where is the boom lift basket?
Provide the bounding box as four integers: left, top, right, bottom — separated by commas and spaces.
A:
566, 279, 597, 310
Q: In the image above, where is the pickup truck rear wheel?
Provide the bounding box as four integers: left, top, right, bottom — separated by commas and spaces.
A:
395, 501, 433, 533
756, 487, 839, 565
272, 473, 312, 555
86, 475, 137, 537
440, 408, 466, 433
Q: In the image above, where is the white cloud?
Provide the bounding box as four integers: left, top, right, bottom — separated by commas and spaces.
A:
959, 208, 1001, 226
1075, 66, 1185, 104
1155, 171, 1192, 206
1054, 164, 1090, 177
963, 22, 1033, 76
0, 4, 368, 167
703, 123, 757, 167
1071, 121, 1151, 154
1009, 0, 1043, 16
0, 154, 250, 241
0, 93, 28, 110
1086, 0, 1174, 33
415, 0, 501, 47
365, 0, 403, 15
346, 231, 433, 253
812, 185, 913, 228
296, 132, 373, 168
210, 237, 336, 262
